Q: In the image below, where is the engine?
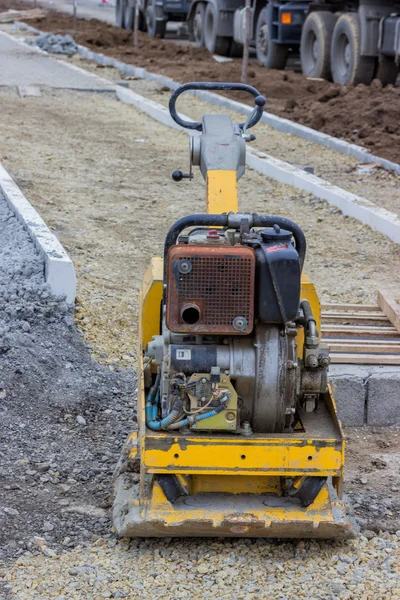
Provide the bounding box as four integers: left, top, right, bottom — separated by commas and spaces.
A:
145, 221, 329, 435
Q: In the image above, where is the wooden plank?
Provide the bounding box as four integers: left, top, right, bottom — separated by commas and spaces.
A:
321, 325, 400, 338
378, 290, 400, 333
322, 311, 385, 318
325, 338, 400, 346
327, 342, 400, 354
321, 303, 380, 312
330, 353, 400, 365
321, 313, 390, 324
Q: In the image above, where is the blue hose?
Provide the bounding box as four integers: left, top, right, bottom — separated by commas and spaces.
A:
146, 391, 228, 431
166, 403, 225, 430
146, 392, 182, 431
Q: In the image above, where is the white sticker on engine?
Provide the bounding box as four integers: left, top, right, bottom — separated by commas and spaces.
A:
176, 349, 191, 360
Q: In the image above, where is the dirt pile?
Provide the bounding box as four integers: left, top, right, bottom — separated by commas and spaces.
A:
2, 0, 400, 163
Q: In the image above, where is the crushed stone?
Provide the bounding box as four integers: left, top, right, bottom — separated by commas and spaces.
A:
0, 192, 136, 565
0, 193, 69, 351
31, 32, 77, 56
3, 533, 400, 599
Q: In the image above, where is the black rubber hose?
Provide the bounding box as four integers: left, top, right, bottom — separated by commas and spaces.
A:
300, 299, 316, 325
252, 214, 307, 271
163, 213, 306, 278
163, 214, 229, 280
148, 367, 161, 404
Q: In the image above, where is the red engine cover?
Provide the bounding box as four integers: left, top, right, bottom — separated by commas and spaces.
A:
166, 245, 256, 335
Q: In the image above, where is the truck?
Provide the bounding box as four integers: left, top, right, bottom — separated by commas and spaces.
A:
116, 0, 190, 38
187, 0, 400, 85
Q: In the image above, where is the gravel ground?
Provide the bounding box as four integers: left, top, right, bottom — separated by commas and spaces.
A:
0, 86, 399, 368
3, 533, 400, 600
0, 191, 136, 566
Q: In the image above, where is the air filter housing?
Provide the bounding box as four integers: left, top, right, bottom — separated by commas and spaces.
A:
166, 245, 255, 335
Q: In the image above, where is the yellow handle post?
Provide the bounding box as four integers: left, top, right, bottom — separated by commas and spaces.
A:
206, 170, 238, 214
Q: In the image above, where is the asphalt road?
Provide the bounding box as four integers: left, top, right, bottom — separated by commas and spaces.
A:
0, 28, 114, 88
31, 0, 116, 24
29, 0, 187, 36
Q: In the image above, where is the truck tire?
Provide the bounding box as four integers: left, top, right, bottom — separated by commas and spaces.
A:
330, 13, 375, 85
124, 1, 134, 29
204, 3, 231, 56
255, 7, 288, 69
116, 0, 125, 28
300, 11, 336, 80
375, 56, 399, 87
146, 0, 167, 38
193, 2, 206, 48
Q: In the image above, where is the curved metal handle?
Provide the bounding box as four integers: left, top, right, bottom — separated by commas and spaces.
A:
168, 82, 266, 132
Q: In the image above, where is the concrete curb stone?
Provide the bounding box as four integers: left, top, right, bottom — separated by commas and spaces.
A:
367, 373, 400, 426
0, 163, 76, 304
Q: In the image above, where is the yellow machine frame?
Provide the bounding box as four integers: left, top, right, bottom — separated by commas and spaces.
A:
113, 168, 356, 539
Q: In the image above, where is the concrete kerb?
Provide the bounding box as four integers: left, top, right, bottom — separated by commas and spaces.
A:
246, 150, 400, 244
329, 365, 400, 427
74, 42, 400, 176
116, 86, 400, 245
1, 28, 115, 92
0, 164, 77, 304
191, 89, 400, 175
14, 19, 400, 174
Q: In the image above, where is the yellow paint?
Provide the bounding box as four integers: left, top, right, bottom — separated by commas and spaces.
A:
143, 439, 342, 475
140, 257, 163, 350
297, 274, 321, 356
206, 170, 238, 214
130, 482, 350, 532
191, 475, 280, 494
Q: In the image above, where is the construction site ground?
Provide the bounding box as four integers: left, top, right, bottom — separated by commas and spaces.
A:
65, 55, 400, 216
1, 0, 400, 164
0, 17, 399, 600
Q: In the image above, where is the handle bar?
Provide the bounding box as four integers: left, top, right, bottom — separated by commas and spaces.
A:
168, 82, 266, 132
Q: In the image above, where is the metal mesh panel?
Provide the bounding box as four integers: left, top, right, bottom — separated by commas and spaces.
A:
176, 255, 253, 325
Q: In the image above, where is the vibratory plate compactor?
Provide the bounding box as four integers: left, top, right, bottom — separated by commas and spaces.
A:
113, 82, 357, 539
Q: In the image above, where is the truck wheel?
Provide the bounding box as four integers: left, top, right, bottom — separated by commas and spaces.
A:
300, 11, 336, 79
255, 7, 288, 69
204, 3, 231, 56
375, 56, 399, 87
330, 13, 375, 85
146, 0, 167, 37
193, 3, 206, 47
116, 0, 125, 28
124, 1, 134, 29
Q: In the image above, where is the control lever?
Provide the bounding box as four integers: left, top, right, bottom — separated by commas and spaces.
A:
172, 170, 193, 182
